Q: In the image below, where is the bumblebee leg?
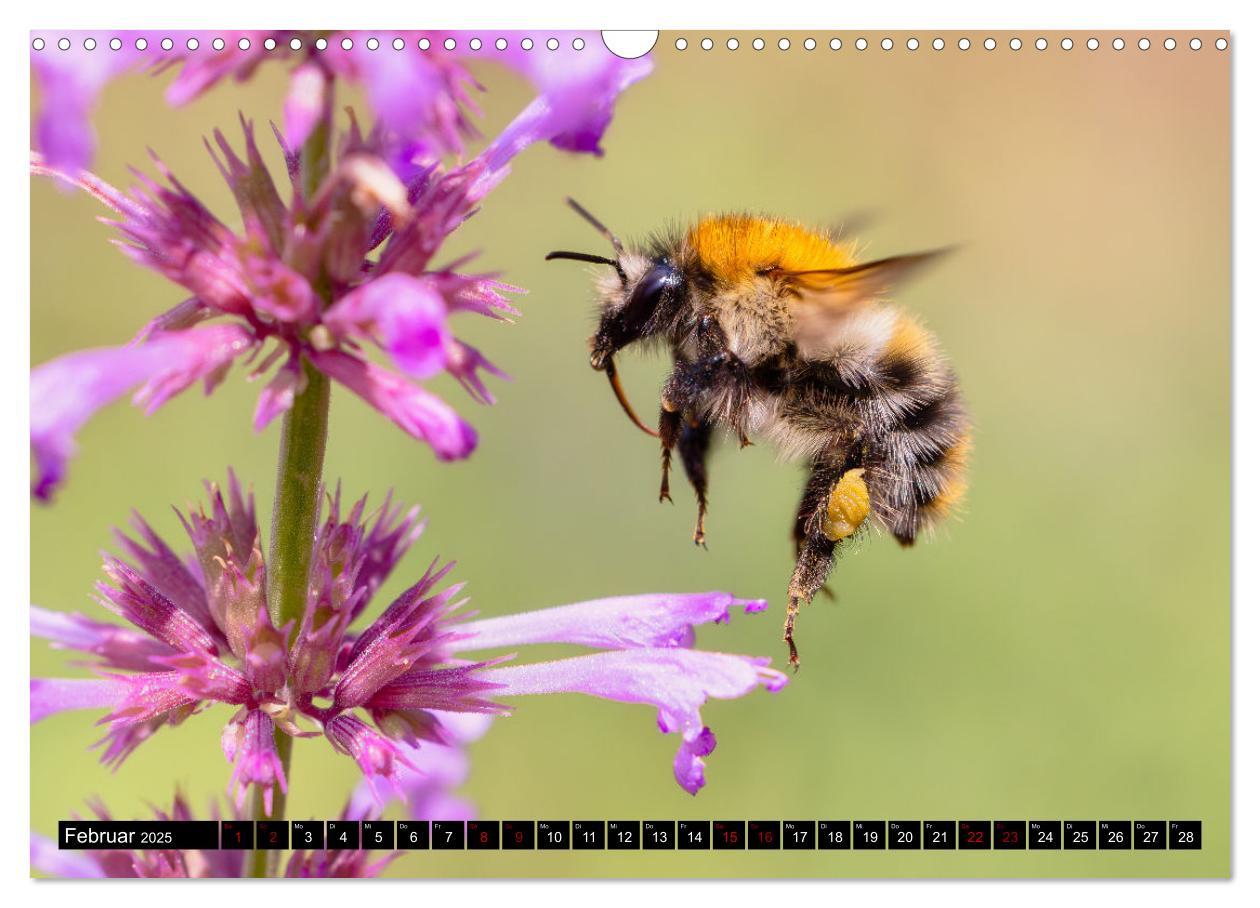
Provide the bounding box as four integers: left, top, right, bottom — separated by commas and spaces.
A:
792, 481, 835, 601
658, 404, 682, 504
784, 461, 871, 668
786, 531, 838, 669
678, 418, 714, 546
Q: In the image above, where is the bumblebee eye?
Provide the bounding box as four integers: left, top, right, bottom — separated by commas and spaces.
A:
591, 259, 682, 375
621, 261, 680, 334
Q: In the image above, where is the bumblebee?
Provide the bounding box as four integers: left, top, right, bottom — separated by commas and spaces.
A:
549, 201, 970, 668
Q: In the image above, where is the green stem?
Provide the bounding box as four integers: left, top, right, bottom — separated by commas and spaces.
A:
248, 82, 334, 879
266, 358, 332, 634
248, 364, 329, 881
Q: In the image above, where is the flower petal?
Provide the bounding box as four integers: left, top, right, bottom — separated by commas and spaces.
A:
454, 592, 768, 652
30, 678, 127, 723
163, 32, 271, 106
329, 39, 479, 157
481, 649, 786, 794
95, 560, 220, 656
364, 662, 508, 716
350, 709, 492, 821
323, 273, 452, 379
480, 37, 653, 177
102, 672, 205, 726
334, 578, 458, 710
282, 62, 328, 149
445, 339, 508, 405
310, 349, 476, 460
325, 714, 416, 802
30, 34, 148, 170
31, 606, 177, 672
30, 326, 255, 500
253, 357, 303, 431
113, 511, 217, 636
222, 708, 287, 816
31, 833, 107, 878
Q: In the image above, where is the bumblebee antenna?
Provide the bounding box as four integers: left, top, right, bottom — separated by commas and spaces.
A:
565, 197, 626, 257
545, 250, 620, 268
549, 200, 630, 286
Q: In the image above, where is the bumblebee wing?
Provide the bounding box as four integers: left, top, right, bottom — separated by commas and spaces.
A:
826, 208, 878, 240
785, 249, 950, 356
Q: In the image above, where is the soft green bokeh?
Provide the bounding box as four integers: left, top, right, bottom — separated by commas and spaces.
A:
31, 31, 1229, 878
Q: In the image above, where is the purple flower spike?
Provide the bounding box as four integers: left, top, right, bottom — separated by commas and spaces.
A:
482, 650, 787, 795
32, 478, 784, 803
31, 34, 651, 497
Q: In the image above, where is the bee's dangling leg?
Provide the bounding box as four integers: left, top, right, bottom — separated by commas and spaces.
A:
793, 484, 835, 601
678, 418, 713, 546
786, 535, 836, 669
785, 462, 871, 669
658, 404, 683, 504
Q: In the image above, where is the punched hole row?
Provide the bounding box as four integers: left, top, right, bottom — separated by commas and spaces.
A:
31, 35, 591, 52
673, 35, 1228, 52
31, 34, 1231, 54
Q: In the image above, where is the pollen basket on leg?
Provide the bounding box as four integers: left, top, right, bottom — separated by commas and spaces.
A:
823, 468, 870, 542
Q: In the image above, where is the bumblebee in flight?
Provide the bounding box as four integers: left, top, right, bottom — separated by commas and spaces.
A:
549, 201, 970, 668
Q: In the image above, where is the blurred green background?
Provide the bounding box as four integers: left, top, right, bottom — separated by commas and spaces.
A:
31, 31, 1230, 878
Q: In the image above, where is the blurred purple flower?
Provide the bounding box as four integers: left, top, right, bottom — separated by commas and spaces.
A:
30, 30, 651, 171
32, 476, 786, 805
30, 791, 395, 878
30, 39, 651, 501
349, 710, 492, 822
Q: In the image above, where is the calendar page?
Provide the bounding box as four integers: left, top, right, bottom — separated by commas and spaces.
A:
27, 25, 1231, 881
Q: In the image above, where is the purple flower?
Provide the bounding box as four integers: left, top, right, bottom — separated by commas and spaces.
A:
31, 31, 651, 171
32, 476, 786, 805
30, 791, 395, 878
31, 41, 650, 501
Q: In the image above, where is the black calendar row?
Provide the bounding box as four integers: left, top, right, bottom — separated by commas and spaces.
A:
59, 819, 1202, 852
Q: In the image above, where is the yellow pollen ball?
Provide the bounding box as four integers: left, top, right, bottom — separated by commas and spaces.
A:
823, 468, 870, 541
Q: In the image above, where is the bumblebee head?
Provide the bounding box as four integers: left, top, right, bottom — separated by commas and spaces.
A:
548, 199, 682, 437
587, 257, 683, 370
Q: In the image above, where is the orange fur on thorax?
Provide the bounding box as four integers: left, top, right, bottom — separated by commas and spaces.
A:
686, 215, 856, 285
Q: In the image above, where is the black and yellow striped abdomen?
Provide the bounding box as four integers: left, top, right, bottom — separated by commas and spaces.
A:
778, 309, 971, 545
